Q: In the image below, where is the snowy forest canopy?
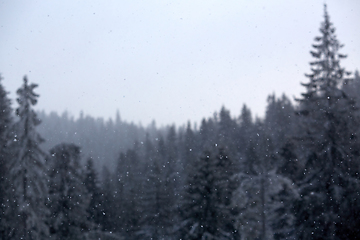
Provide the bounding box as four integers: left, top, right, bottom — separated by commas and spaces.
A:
1, 5, 360, 240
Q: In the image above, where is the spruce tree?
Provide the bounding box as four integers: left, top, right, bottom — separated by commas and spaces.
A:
182, 122, 196, 173
0, 74, 12, 154
264, 93, 295, 150
47, 143, 91, 240
0, 74, 13, 240
218, 106, 237, 153
6, 76, 49, 240
112, 149, 142, 237
294, 5, 360, 239
236, 104, 254, 156
343, 69, 360, 114
234, 127, 297, 240
100, 165, 118, 232
84, 157, 103, 229
179, 149, 239, 240
137, 144, 173, 239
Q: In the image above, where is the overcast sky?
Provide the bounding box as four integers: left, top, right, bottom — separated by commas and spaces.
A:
1, 0, 359, 127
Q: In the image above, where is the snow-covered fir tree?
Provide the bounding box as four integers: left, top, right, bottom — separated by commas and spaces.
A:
294, 5, 360, 240
233, 129, 297, 240
6, 76, 49, 240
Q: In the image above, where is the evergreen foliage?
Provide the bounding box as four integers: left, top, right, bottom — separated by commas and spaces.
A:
36, 110, 149, 169
100, 166, 118, 233
0, 74, 13, 240
84, 157, 104, 229
47, 143, 91, 240
137, 138, 174, 239
0, 5, 359, 239
179, 149, 239, 240
264, 94, 295, 150
234, 125, 297, 240
294, 5, 360, 240
113, 149, 143, 237
6, 76, 49, 240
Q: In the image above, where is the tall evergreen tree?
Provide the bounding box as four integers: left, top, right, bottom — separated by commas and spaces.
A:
294, 5, 360, 239
264, 93, 295, 150
84, 157, 103, 229
234, 129, 297, 240
182, 122, 197, 175
0, 74, 13, 240
0, 74, 12, 156
218, 106, 237, 155
236, 104, 254, 156
162, 126, 180, 228
6, 76, 49, 240
47, 143, 91, 240
199, 118, 218, 151
343, 69, 360, 117
100, 165, 118, 233
179, 149, 239, 240
113, 149, 142, 238
137, 141, 174, 239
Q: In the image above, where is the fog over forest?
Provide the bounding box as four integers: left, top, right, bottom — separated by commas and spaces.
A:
1, 1, 359, 126
1, 4, 360, 240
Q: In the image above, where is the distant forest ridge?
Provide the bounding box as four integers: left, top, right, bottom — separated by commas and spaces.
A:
35, 93, 292, 170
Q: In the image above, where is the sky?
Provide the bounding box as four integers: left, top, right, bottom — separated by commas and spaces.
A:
0, 0, 359, 127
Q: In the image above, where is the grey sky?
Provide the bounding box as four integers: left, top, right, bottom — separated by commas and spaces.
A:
1, 0, 359, 127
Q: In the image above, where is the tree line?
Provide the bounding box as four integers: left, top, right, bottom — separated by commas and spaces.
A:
1, 5, 360, 240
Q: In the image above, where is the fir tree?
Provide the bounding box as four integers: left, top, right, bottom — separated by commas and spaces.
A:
264, 93, 295, 150
46, 143, 91, 240
234, 128, 297, 240
0, 74, 13, 240
294, 5, 360, 239
179, 149, 239, 240
100, 165, 118, 233
137, 144, 173, 239
199, 118, 218, 151
343, 69, 360, 116
236, 104, 254, 156
0, 74, 12, 153
112, 149, 142, 237
218, 106, 237, 153
84, 157, 103, 229
6, 76, 49, 240
182, 122, 197, 175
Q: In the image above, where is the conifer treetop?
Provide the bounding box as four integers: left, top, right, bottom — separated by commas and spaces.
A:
14, 76, 43, 144
301, 4, 351, 101
16, 76, 40, 119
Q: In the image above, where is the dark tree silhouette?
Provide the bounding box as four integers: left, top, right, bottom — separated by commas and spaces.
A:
294, 5, 360, 240
7, 76, 49, 240
0, 74, 13, 240
47, 143, 91, 240
179, 149, 239, 240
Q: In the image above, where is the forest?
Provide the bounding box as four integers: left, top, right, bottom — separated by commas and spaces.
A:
1, 5, 360, 240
